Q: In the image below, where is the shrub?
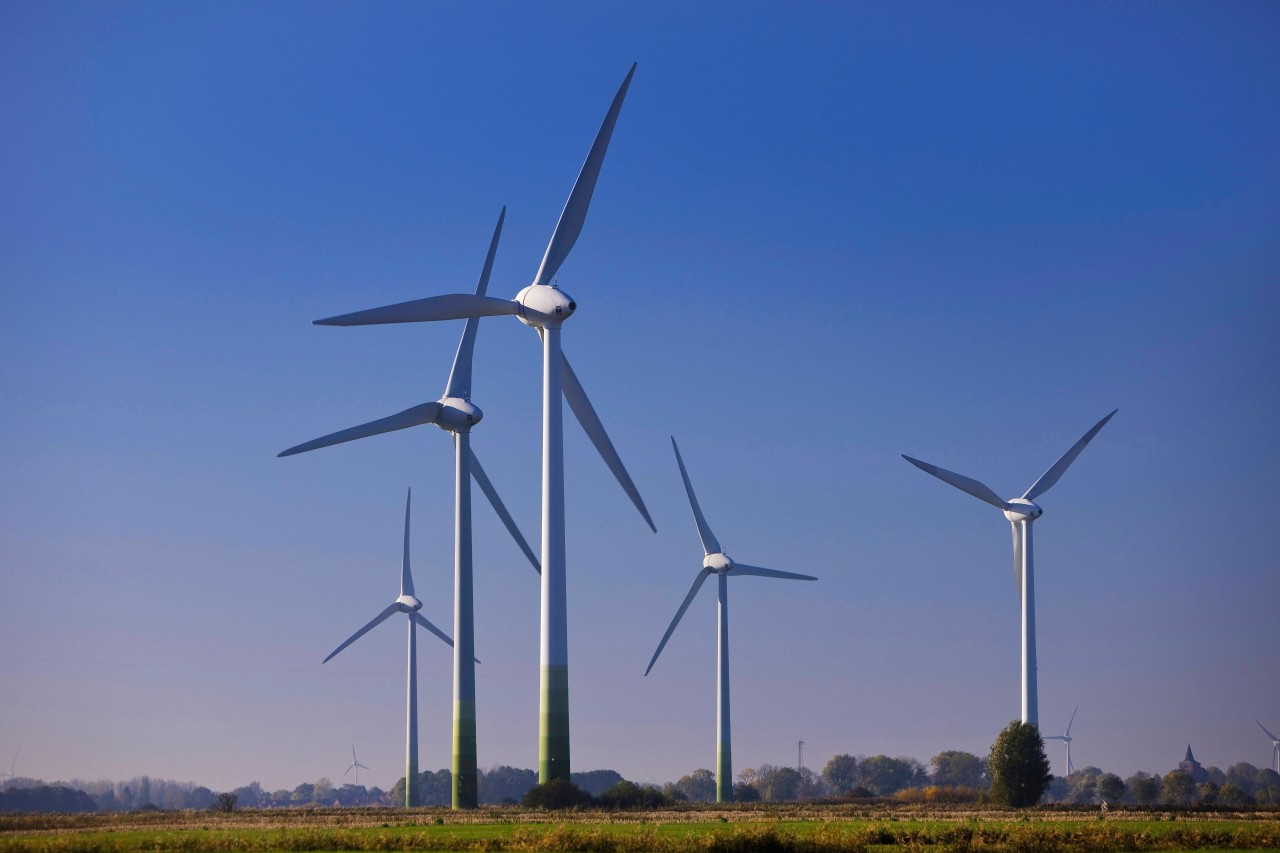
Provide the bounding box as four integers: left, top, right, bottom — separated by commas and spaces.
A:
521, 778, 595, 810
598, 780, 668, 810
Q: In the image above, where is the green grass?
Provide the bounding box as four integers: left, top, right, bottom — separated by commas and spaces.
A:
2, 807, 1278, 852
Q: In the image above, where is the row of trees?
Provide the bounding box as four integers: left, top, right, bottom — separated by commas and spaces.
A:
5, 745, 1278, 812
1047, 764, 1280, 806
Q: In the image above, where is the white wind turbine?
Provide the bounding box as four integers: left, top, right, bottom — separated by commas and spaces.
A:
344, 745, 370, 786
1259, 721, 1280, 773
1043, 706, 1078, 774
322, 489, 459, 808
645, 438, 817, 803
281, 209, 539, 808
903, 410, 1117, 727
312, 64, 654, 782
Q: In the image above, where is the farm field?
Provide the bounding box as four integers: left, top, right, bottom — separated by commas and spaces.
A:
2, 806, 1279, 853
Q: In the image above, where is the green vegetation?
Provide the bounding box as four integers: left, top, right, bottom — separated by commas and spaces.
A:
988, 721, 1053, 808
2, 806, 1279, 853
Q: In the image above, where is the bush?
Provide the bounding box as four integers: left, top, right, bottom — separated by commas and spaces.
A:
521, 778, 595, 810
598, 780, 668, 810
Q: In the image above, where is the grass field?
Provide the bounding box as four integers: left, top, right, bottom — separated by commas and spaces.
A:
3, 805, 1279, 852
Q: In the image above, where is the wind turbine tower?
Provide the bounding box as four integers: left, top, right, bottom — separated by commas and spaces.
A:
321, 490, 458, 807
903, 410, 1116, 727
646, 438, 817, 802
314, 65, 655, 783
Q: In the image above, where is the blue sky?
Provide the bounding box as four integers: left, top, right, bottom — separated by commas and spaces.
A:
2, 2, 1278, 793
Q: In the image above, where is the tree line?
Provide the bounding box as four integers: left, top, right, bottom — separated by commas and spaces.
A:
4, 750, 1278, 812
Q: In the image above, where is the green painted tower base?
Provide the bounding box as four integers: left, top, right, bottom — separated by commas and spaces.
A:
538, 665, 570, 782
453, 700, 478, 808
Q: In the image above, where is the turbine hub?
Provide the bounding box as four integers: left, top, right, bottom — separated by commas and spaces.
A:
435, 396, 483, 433
703, 552, 733, 573
396, 594, 423, 611
515, 284, 576, 329
1003, 498, 1043, 523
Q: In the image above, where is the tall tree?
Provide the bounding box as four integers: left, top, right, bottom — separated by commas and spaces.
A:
859, 755, 926, 796
987, 721, 1053, 807
1161, 771, 1196, 805
931, 751, 987, 788
822, 754, 859, 795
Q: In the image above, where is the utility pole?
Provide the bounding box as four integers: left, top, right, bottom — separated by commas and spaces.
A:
797, 740, 805, 775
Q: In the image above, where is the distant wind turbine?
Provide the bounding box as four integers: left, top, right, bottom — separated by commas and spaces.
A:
645, 438, 817, 803
344, 745, 369, 786
1043, 706, 1078, 774
311, 64, 655, 783
281, 208, 540, 809
903, 409, 1117, 727
0, 750, 15, 783
322, 489, 460, 808
1259, 721, 1280, 773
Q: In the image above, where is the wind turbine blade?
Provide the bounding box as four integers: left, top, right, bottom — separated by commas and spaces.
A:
1022, 409, 1118, 500
401, 488, 414, 598
644, 567, 713, 676
409, 612, 478, 662
278, 403, 443, 457
1066, 705, 1078, 737
1260, 720, 1280, 742
322, 604, 399, 664
534, 63, 636, 286
561, 352, 656, 532
315, 294, 520, 326
670, 437, 721, 555
470, 448, 540, 574
444, 207, 505, 400
410, 611, 454, 648
902, 455, 1010, 510
356, 761, 369, 770
1012, 522, 1023, 601
1043, 735, 1066, 742
727, 564, 818, 581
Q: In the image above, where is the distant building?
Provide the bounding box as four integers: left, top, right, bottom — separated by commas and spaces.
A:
1177, 744, 1209, 782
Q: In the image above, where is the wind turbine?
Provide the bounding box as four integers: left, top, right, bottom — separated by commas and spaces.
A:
903, 409, 1117, 727
0, 750, 15, 784
322, 489, 458, 808
645, 438, 817, 803
311, 64, 655, 783
344, 745, 370, 786
1043, 706, 1078, 774
1259, 721, 1280, 773
281, 209, 539, 808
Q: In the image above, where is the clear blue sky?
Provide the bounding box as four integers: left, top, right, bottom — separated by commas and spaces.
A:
2, 1, 1277, 793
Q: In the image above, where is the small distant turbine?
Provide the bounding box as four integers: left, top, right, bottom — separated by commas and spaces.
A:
1043, 706, 1078, 775
1259, 721, 1280, 773
322, 489, 461, 808
903, 410, 1116, 727
0, 750, 16, 783
344, 745, 369, 786
645, 438, 817, 803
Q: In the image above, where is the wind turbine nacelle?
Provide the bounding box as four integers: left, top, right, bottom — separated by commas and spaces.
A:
1003, 499, 1043, 523
703, 553, 733, 573
436, 397, 483, 432
515, 284, 576, 328
396, 594, 423, 612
